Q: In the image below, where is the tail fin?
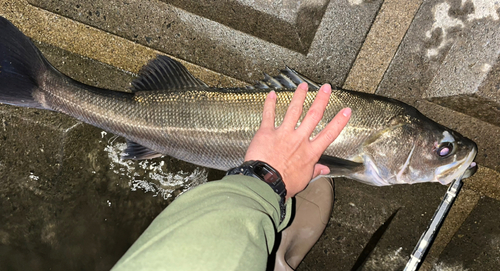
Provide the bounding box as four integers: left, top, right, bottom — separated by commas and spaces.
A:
0, 16, 49, 109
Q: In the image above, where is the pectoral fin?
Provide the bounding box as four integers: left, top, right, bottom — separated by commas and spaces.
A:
318, 155, 365, 178
122, 140, 163, 160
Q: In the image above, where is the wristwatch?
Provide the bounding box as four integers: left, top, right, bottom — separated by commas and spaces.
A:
226, 160, 287, 223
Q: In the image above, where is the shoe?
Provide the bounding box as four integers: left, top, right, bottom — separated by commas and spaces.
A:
274, 177, 334, 270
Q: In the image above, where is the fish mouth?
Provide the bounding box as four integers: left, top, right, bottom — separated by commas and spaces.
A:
462, 161, 478, 179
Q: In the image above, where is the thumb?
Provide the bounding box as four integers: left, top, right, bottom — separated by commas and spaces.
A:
312, 164, 330, 179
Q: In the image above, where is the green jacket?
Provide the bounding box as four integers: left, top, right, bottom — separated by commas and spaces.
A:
112, 175, 292, 271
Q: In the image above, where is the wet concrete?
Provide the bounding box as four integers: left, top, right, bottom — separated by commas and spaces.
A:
433, 197, 500, 270
0, 0, 499, 270
299, 178, 448, 270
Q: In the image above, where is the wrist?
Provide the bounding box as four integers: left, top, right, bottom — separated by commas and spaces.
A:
226, 160, 287, 223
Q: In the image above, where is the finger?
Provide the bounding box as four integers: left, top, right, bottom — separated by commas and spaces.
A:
312, 164, 330, 179
312, 108, 351, 153
260, 91, 277, 130
298, 84, 332, 135
281, 82, 308, 130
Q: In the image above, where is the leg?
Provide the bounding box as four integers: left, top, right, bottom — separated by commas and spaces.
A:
274, 177, 335, 270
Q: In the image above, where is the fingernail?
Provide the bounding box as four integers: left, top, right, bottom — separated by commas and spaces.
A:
299, 82, 308, 90
269, 90, 276, 99
342, 108, 351, 117
322, 84, 331, 93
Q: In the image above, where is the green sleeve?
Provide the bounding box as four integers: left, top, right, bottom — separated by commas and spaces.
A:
111, 175, 292, 271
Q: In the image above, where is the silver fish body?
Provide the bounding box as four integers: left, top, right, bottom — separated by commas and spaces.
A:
0, 17, 477, 186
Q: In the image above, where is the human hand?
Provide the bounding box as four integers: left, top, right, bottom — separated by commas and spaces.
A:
244, 83, 351, 199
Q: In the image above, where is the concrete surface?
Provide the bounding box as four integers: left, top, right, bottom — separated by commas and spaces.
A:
27, 0, 384, 86
0, 0, 499, 270
433, 197, 500, 270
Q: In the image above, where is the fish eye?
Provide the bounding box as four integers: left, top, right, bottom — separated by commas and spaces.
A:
437, 142, 454, 157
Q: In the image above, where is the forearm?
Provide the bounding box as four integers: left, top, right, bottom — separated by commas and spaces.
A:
112, 175, 292, 271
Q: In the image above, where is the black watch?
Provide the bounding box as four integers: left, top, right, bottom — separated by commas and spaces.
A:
226, 160, 287, 223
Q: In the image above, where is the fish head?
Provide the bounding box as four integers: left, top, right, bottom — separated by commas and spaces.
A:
362, 116, 477, 185
423, 127, 478, 185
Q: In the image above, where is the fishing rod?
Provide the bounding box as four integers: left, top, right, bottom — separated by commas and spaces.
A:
404, 162, 476, 271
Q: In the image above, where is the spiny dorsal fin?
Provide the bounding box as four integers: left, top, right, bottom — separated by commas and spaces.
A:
281, 67, 320, 90
254, 81, 270, 89
263, 73, 283, 88
131, 55, 208, 92
254, 67, 320, 90
122, 140, 163, 160
275, 71, 296, 88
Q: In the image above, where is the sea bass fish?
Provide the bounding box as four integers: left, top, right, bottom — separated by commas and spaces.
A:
0, 17, 477, 186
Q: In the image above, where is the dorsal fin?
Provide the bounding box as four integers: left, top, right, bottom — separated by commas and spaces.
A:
275, 71, 296, 88
263, 73, 283, 88
131, 55, 208, 92
254, 81, 270, 89
281, 67, 320, 90
254, 67, 320, 90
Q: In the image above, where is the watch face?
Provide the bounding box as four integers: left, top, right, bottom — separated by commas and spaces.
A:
254, 164, 279, 183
